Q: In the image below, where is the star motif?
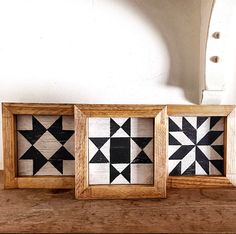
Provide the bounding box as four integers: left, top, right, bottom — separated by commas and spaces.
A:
169, 117, 224, 175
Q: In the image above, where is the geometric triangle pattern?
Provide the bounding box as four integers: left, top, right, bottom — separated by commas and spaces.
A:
169, 116, 224, 176
88, 117, 154, 185
17, 115, 74, 176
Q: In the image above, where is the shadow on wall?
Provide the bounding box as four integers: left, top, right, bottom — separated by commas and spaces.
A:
116, 0, 201, 103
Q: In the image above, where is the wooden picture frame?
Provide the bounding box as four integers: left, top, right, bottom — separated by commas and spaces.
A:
167, 105, 236, 188
2, 103, 75, 189
74, 104, 168, 199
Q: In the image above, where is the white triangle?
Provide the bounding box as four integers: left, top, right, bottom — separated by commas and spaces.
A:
181, 147, 195, 174
100, 139, 110, 161
197, 118, 210, 143
112, 164, 129, 173
131, 138, 142, 161
17, 132, 32, 158
209, 161, 223, 175
34, 115, 60, 129
195, 161, 207, 175
169, 117, 182, 130
35, 162, 62, 176
111, 174, 129, 184
212, 132, 224, 145
168, 145, 182, 158
170, 132, 195, 145
211, 118, 224, 131
112, 128, 129, 137
34, 131, 62, 159
168, 160, 181, 174
112, 118, 129, 127
143, 139, 154, 162
197, 146, 223, 160
88, 139, 99, 161
64, 134, 74, 157
185, 117, 197, 129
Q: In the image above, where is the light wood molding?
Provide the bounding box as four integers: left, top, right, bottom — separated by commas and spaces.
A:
167, 104, 236, 188
2, 103, 74, 189
74, 104, 168, 199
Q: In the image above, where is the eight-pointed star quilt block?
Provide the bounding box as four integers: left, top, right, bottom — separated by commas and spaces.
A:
17, 115, 75, 176
168, 116, 224, 176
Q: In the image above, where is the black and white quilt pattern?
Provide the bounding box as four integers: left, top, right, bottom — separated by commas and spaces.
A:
169, 116, 224, 176
88, 118, 154, 185
17, 115, 75, 176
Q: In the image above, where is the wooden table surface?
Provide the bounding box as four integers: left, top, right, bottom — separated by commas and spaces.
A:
0, 171, 236, 233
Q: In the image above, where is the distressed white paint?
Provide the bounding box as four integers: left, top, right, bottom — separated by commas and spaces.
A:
202, 0, 235, 104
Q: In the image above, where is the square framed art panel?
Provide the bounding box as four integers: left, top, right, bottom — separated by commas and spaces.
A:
74, 104, 168, 199
167, 105, 236, 188
2, 103, 75, 189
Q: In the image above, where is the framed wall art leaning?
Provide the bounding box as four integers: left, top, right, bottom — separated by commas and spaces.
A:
2, 103, 75, 189
167, 105, 236, 188
74, 104, 168, 199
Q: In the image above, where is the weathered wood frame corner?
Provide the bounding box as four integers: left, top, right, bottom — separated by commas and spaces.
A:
2, 103, 75, 189
167, 105, 236, 188
74, 104, 168, 200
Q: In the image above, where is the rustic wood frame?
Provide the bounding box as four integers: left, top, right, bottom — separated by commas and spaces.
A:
167, 105, 236, 188
74, 104, 168, 200
2, 103, 75, 189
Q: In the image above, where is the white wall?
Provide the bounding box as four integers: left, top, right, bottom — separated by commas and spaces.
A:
0, 0, 202, 169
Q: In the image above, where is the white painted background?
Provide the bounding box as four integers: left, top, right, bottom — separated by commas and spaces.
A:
0, 0, 236, 169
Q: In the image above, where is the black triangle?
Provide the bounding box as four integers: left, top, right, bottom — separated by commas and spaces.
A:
169, 118, 182, 131
182, 117, 196, 131
197, 131, 223, 145
89, 138, 109, 149
110, 118, 120, 137
196, 147, 209, 175
212, 145, 224, 158
169, 161, 181, 176
169, 145, 195, 160
210, 160, 224, 174
132, 138, 152, 149
121, 118, 131, 136
49, 147, 74, 160
19, 116, 46, 145
210, 117, 222, 130
169, 133, 181, 145
48, 116, 74, 145
183, 130, 197, 144
132, 151, 152, 163
121, 164, 130, 183
89, 150, 109, 163
110, 164, 120, 183
182, 161, 195, 175
49, 160, 63, 174
197, 117, 208, 128
20, 146, 48, 175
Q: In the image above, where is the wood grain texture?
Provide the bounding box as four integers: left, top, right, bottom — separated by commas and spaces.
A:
2, 104, 18, 188
1, 171, 236, 233
168, 105, 235, 116
74, 105, 167, 200
226, 107, 236, 186
167, 176, 233, 188
2, 103, 74, 189
3, 103, 74, 115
